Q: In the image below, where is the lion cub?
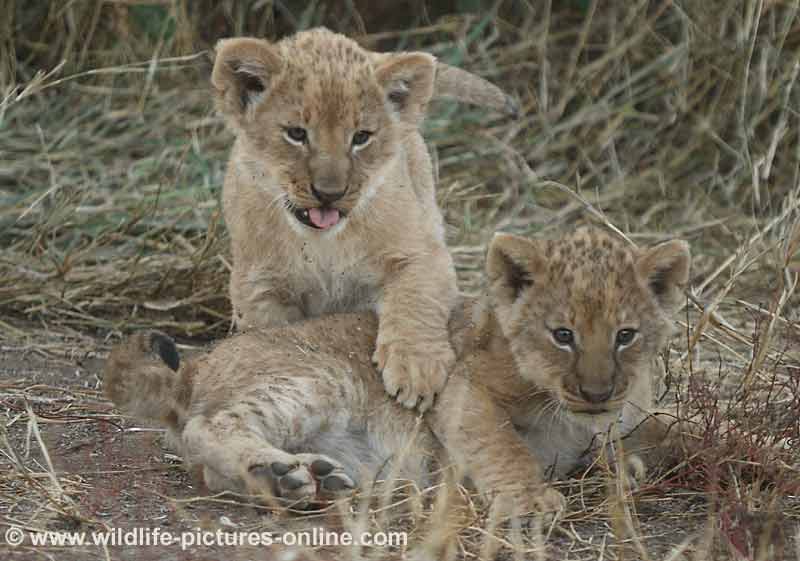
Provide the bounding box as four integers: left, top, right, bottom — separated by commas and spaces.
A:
213, 28, 516, 411
106, 227, 691, 515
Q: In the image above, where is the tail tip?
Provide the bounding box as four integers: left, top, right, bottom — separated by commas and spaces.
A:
148, 332, 180, 372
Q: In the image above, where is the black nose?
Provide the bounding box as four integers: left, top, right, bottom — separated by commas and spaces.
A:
310, 184, 346, 205
579, 385, 614, 404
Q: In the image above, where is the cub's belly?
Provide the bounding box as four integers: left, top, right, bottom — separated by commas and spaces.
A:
304, 404, 439, 488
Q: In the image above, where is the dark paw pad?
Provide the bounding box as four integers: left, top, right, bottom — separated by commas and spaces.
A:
322, 474, 353, 492
310, 459, 335, 476
269, 461, 293, 476
280, 474, 307, 491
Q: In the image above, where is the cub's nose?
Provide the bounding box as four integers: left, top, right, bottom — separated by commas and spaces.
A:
310, 184, 346, 205
579, 384, 614, 404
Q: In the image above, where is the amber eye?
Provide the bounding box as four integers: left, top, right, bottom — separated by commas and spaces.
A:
352, 130, 372, 147
616, 329, 638, 348
285, 127, 307, 144
552, 328, 574, 347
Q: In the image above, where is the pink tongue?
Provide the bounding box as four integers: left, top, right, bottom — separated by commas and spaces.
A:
308, 207, 341, 229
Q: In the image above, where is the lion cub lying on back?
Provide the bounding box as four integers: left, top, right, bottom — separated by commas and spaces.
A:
214, 28, 516, 411
106, 227, 692, 515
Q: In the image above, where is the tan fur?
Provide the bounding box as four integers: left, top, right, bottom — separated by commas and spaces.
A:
213, 28, 515, 411
104, 227, 691, 515
432, 227, 693, 493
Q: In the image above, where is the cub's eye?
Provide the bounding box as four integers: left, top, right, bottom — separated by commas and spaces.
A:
616, 329, 638, 348
285, 127, 307, 144
351, 130, 373, 147
552, 328, 574, 347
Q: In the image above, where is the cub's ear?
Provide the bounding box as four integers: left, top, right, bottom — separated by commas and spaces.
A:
375, 53, 436, 125
211, 38, 283, 125
636, 239, 690, 312
486, 233, 543, 307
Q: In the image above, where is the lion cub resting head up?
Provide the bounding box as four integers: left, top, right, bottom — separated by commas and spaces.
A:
438, 226, 692, 489
214, 28, 515, 411
105, 227, 690, 517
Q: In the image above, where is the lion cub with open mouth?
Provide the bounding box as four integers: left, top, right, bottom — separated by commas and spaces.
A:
106, 227, 692, 516
214, 28, 516, 411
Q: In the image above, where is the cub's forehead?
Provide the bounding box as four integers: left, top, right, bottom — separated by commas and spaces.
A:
538, 229, 641, 310
273, 29, 379, 121
277, 29, 373, 85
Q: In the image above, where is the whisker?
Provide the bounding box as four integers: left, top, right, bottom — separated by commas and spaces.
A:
259, 192, 292, 217
532, 398, 558, 425
545, 401, 564, 439
522, 388, 555, 400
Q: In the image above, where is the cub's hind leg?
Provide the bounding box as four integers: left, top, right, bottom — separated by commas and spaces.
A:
182, 411, 355, 508
181, 371, 366, 507
106, 329, 362, 507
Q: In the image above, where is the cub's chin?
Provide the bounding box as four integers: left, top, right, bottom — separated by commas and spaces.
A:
563, 402, 624, 430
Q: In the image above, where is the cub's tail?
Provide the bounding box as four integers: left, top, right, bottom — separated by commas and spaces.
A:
104, 331, 192, 431
433, 62, 520, 119
371, 52, 519, 118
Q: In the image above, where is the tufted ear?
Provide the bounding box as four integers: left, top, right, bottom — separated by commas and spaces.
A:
636, 239, 690, 312
211, 38, 283, 125
486, 233, 544, 308
375, 52, 436, 125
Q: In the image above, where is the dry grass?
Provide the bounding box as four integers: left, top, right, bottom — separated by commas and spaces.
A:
1, 1, 800, 559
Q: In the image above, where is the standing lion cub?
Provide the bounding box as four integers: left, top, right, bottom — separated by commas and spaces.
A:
213, 27, 516, 411
106, 227, 694, 517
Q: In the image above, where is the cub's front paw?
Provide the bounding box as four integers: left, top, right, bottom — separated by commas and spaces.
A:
373, 341, 454, 412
